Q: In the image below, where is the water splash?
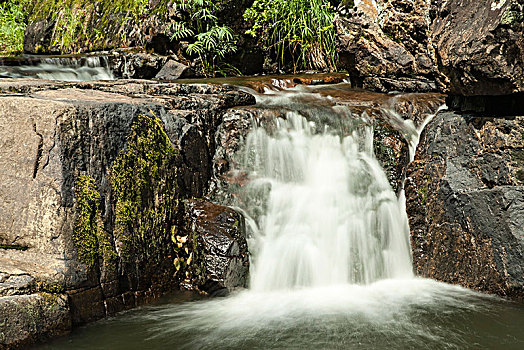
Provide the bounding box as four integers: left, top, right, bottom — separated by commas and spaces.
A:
237, 110, 412, 290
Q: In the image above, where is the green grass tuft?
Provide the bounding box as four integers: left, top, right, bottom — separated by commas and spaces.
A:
0, 1, 27, 55
243, 0, 338, 71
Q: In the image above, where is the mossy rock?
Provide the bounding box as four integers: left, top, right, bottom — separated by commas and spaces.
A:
110, 113, 180, 282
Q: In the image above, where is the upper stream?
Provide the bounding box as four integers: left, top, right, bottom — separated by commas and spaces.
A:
36, 84, 524, 350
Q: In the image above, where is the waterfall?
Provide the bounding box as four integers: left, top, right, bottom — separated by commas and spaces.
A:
40, 85, 514, 350
236, 107, 413, 291
0, 56, 114, 81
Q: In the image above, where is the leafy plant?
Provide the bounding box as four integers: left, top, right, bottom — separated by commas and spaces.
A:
243, 0, 337, 71
0, 1, 27, 55
171, 0, 239, 77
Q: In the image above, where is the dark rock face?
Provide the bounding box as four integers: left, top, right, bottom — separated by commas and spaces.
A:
446, 93, 524, 116
335, 0, 439, 92
431, 0, 524, 95
181, 200, 249, 296
406, 112, 524, 299
23, 18, 55, 54
0, 79, 254, 348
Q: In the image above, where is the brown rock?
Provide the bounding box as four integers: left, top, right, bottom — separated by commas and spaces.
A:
181, 199, 249, 295
431, 0, 524, 95
335, 0, 439, 92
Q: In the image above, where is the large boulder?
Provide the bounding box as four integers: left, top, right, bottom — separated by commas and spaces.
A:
406, 111, 524, 299
431, 0, 524, 96
335, 0, 439, 92
180, 199, 249, 296
0, 79, 254, 348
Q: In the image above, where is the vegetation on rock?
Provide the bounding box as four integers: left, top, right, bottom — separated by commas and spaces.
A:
0, 1, 26, 55
13, 0, 340, 75
243, 0, 337, 71
172, 0, 238, 77
73, 175, 115, 268
109, 114, 179, 270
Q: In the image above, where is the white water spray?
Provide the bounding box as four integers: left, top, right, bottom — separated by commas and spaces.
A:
234, 92, 413, 291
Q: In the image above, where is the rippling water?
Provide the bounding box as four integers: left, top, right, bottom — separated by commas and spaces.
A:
37, 279, 524, 350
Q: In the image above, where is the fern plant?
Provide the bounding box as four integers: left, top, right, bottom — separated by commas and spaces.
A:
171, 0, 239, 77
244, 0, 337, 72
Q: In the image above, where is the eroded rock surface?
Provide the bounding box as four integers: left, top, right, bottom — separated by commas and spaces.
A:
336, 0, 524, 97
0, 79, 254, 348
335, 0, 439, 92
406, 112, 524, 299
431, 0, 524, 96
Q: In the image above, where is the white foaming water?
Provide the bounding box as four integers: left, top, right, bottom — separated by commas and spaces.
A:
2, 56, 114, 81
242, 111, 413, 290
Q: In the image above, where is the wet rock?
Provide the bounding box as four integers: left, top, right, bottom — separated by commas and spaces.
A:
108, 50, 169, 79
431, 0, 524, 95
406, 111, 524, 300
373, 120, 410, 194
23, 18, 56, 54
335, 0, 439, 92
209, 108, 256, 203
181, 199, 249, 295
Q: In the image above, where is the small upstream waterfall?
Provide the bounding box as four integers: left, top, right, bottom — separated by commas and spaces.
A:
238, 108, 413, 291
0, 56, 114, 81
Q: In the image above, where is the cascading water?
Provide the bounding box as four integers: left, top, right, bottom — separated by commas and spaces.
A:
38, 85, 524, 350
0, 56, 114, 81
237, 100, 412, 291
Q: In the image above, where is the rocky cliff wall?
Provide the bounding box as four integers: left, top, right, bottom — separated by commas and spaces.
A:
0, 79, 254, 349
335, 0, 524, 96
406, 111, 524, 300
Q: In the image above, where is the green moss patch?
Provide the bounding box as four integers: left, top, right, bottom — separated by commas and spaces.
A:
110, 114, 179, 268
73, 175, 115, 268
